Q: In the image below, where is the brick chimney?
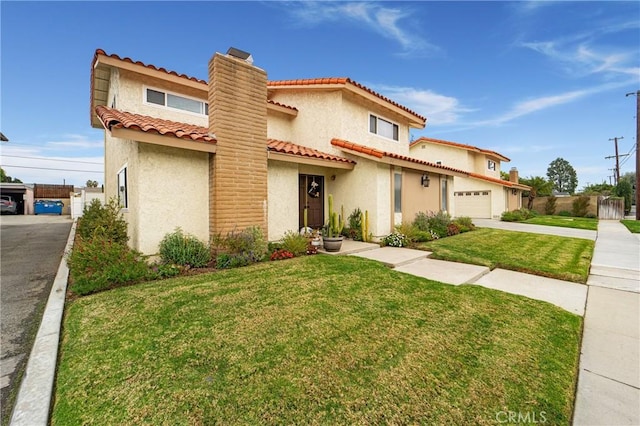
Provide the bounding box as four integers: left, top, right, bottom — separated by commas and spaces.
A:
208, 48, 268, 238
509, 167, 519, 184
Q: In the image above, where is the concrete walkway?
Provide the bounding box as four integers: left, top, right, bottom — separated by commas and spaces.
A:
473, 218, 597, 240
573, 221, 640, 426
348, 243, 587, 316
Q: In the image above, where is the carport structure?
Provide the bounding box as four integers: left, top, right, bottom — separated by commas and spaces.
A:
0, 183, 34, 215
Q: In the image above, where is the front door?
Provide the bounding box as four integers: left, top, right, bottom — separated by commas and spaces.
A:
299, 175, 324, 229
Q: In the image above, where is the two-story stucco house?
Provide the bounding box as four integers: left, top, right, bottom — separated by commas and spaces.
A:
410, 137, 529, 219
90, 47, 526, 255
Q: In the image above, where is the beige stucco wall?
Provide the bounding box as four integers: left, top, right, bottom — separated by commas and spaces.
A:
411, 143, 474, 171
104, 131, 140, 248
268, 90, 412, 158
135, 143, 209, 255
402, 169, 441, 224
117, 69, 208, 127
328, 158, 392, 238
267, 160, 300, 240
531, 195, 598, 216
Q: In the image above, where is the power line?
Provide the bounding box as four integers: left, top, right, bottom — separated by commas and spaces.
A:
0, 154, 103, 165
1, 164, 103, 173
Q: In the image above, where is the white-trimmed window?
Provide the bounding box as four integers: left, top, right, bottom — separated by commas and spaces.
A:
441, 177, 448, 212
487, 160, 496, 171
394, 172, 402, 213
144, 87, 208, 115
117, 167, 128, 209
370, 114, 399, 141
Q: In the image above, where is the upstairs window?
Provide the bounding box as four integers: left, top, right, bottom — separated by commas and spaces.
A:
370, 114, 399, 141
144, 87, 208, 115
487, 160, 496, 171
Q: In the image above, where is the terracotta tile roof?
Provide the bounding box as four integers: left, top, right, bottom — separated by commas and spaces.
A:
410, 136, 510, 162
468, 173, 530, 190
268, 139, 355, 164
95, 106, 216, 143
268, 78, 426, 123
91, 50, 420, 124
92, 49, 207, 84
267, 99, 298, 112
331, 138, 468, 175
94, 106, 351, 164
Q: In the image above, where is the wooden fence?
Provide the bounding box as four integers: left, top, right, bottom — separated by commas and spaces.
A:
598, 197, 624, 220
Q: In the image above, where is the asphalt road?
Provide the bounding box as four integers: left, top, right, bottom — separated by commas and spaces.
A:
0, 215, 72, 425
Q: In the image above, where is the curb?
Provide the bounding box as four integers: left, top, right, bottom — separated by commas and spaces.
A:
10, 219, 77, 426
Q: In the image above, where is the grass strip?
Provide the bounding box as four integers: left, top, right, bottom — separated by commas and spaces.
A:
621, 219, 640, 233
420, 228, 593, 283
522, 215, 598, 231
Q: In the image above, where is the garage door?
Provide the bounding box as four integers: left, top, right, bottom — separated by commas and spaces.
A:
454, 190, 491, 218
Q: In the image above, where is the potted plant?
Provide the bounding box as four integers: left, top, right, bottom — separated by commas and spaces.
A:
322, 194, 345, 252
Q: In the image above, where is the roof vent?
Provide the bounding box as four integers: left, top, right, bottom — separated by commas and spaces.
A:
226, 47, 253, 65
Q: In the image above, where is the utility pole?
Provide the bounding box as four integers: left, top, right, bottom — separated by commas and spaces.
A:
606, 136, 624, 185
626, 90, 640, 220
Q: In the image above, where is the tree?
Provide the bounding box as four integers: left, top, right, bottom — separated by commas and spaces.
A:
86, 180, 99, 188
547, 157, 578, 194
581, 182, 614, 196
619, 172, 636, 205
614, 180, 632, 214
0, 167, 22, 183
520, 176, 553, 210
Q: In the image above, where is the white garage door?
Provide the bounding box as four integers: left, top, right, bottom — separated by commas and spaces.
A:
454, 190, 491, 218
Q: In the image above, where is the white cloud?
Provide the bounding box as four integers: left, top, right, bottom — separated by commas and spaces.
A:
285, 2, 438, 55
46, 134, 103, 150
370, 84, 471, 125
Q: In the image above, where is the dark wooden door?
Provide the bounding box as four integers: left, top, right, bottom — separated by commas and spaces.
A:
299, 175, 324, 229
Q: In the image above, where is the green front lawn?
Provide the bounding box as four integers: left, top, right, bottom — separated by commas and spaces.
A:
52, 256, 581, 425
621, 219, 640, 233
522, 215, 598, 231
419, 228, 593, 283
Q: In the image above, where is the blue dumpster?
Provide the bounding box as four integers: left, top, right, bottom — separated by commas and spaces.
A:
34, 200, 64, 215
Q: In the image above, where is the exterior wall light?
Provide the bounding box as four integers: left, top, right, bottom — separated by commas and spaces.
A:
421, 174, 430, 187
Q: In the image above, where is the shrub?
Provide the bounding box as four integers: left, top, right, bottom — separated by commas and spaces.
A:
585, 213, 597, 219
413, 230, 435, 242
382, 232, 409, 247
270, 249, 294, 261
281, 230, 308, 257
453, 216, 475, 233
159, 228, 211, 268
558, 210, 572, 217
544, 196, 557, 215
447, 223, 461, 236
501, 208, 536, 222
150, 263, 182, 279
413, 212, 430, 232
413, 211, 452, 238
571, 196, 590, 217
212, 226, 268, 269
76, 198, 128, 244
68, 236, 151, 295
395, 221, 420, 243
346, 208, 363, 241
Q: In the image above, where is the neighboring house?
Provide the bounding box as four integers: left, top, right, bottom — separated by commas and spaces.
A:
90, 48, 526, 255
410, 137, 529, 219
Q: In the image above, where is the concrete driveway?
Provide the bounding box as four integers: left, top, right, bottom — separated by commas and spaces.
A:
0, 215, 72, 424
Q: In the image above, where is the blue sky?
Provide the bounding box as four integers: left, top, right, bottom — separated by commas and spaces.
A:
1, 1, 638, 188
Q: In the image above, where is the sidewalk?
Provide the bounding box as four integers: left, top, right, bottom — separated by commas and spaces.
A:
573, 221, 640, 426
